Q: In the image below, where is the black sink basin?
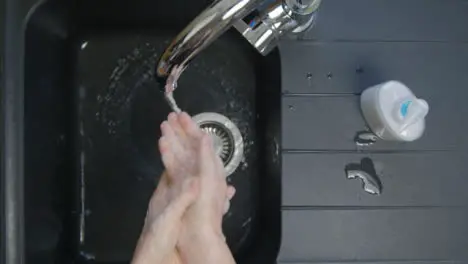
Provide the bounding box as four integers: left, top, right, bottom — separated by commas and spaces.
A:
22, 0, 281, 263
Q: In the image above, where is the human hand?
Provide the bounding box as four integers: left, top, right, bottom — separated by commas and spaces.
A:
158, 112, 236, 264
159, 112, 235, 235
131, 176, 198, 264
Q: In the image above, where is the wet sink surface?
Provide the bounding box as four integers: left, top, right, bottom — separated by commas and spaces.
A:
24, 1, 281, 263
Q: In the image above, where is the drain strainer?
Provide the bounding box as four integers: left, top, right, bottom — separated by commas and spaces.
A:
192, 112, 244, 176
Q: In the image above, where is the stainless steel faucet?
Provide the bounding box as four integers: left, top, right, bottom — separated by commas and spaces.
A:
155, 0, 321, 93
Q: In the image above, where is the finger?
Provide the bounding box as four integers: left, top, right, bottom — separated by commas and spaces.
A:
215, 155, 227, 178
202, 132, 216, 156
161, 121, 178, 144
226, 186, 236, 200
158, 137, 175, 172
223, 200, 231, 215
160, 121, 184, 158
179, 112, 203, 139
199, 134, 216, 176
168, 112, 186, 140
164, 178, 199, 221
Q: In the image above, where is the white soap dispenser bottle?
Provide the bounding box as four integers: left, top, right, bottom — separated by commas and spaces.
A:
361, 81, 429, 142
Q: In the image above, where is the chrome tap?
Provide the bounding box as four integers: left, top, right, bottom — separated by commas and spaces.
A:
155, 0, 321, 93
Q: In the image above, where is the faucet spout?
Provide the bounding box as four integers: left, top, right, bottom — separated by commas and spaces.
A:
155, 0, 261, 92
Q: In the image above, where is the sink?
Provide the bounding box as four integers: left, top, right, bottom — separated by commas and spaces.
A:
23, 0, 281, 263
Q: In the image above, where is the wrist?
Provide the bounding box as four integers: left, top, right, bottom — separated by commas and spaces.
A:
181, 224, 223, 245
132, 232, 166, 264
178, 228, 230, 263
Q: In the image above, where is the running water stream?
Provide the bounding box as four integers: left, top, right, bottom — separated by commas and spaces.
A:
161, 65, 184, 113
165, 92, 181, 113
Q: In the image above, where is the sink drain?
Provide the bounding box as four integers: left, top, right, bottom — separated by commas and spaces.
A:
192, 112, 244, 176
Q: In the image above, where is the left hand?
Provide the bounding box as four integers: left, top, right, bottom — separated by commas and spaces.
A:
131, 175, 199, 264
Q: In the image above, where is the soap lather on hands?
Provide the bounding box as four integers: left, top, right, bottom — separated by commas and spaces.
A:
132, 112, 236, 264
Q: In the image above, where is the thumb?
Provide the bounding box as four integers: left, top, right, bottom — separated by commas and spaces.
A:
164, 178, 199, 220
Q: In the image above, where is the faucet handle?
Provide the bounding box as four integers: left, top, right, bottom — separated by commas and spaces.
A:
284, 0, 322, 15
234, 0, 321, 55
233, 19, 278, 56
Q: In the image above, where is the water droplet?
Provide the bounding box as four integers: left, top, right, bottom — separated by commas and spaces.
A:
241, 161, 249, 170
327, 72, 333, 79
306, 72, 313, 79
56, 134, 65, 145
288, 105, 295, 111
79, 251, 95, 261
242, 217, 252, 228
80, 41, 89, 50
79, 86, 86, 99
273, 138, 280, 158
355, 130, 378, 146
356, 66, 364, 74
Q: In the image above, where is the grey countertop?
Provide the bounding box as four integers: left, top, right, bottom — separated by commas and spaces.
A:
277, 0, 468, 263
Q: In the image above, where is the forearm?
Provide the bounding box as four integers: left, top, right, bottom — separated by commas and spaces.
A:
179, 230, 235, 264
132, 231, 166, 264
